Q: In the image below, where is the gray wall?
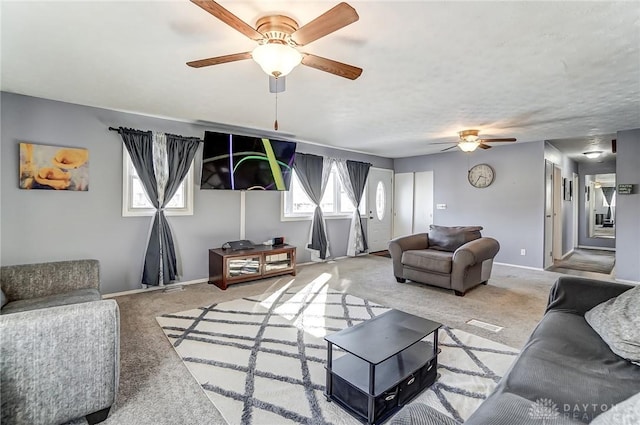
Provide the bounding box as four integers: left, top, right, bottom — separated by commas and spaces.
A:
0, 93, 392, 294
394, 141, 546, 268
615, 128, 640, 282
577, 159, 616, 249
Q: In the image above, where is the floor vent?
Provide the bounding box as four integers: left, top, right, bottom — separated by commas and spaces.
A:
466, 319, 503, 333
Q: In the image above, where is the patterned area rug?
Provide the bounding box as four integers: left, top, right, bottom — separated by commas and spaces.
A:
553, 249, 615, 274
156, 278, 518, 424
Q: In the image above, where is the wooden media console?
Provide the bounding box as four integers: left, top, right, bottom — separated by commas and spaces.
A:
208, 244, 296, 290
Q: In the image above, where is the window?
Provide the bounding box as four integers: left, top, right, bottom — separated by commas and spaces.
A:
282, 164, 366, 220
122, 150, 194, 216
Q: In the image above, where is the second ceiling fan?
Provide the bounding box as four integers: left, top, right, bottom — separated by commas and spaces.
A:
187, 0, 363, 80
438, 130, 516, 152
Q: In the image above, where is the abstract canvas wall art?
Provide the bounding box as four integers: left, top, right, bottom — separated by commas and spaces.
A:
19, 142, 89, 191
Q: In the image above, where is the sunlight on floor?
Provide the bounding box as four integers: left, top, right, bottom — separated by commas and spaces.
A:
259, 272, 334, 338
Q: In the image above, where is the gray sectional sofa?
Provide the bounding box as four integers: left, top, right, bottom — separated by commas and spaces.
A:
392, 276, 640, 424
1, 260, 120, 425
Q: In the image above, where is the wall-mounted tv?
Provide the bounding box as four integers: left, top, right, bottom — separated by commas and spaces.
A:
201, 131, 297, 191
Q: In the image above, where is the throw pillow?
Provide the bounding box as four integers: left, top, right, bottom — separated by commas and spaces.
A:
1, 288, 7, 309
428, 225, 483, 252
585, 285, 640, 363
589, 392, 640, 425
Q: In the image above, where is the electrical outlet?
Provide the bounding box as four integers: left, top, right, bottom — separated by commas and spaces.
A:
520, 249, 526, 256
436, 204, 447, 210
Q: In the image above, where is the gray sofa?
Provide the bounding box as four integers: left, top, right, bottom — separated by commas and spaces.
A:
1, 260, 120, 425
388, 226, 500, 296
392, 276, 640, 424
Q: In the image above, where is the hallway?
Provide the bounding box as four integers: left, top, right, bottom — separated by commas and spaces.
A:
549, 248, 616, 280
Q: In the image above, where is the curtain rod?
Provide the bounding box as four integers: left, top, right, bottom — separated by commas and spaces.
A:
108, 127, 202, 141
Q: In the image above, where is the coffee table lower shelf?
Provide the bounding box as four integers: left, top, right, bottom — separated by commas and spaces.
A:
325, 341, 438, 424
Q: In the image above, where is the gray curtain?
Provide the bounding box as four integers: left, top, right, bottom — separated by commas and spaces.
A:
293, 153, 331, 260
119, 127, 200, 286
335, 159, 371, 256
346, 159, 371, 252
601, 187, 616, 219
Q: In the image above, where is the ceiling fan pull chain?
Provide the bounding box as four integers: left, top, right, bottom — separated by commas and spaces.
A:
274, 88, 279, 131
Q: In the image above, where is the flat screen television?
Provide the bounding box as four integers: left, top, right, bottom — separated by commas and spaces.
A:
201, 131, 297, 191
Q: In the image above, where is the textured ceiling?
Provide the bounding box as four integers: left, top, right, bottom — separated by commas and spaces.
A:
2, 1, 639, 158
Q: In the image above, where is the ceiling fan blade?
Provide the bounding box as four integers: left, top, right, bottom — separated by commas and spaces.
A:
291, 2, 359, 46
190, 0, 264, 41
478, 143, 492, 149
479, 138, 517, 143
440, 145, 458, 152
301, 53, 362, 80
187, 52, 252, 68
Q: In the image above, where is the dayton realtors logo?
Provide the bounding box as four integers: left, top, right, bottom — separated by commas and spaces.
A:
529, 398, 560, 424
529, 398, 625, 423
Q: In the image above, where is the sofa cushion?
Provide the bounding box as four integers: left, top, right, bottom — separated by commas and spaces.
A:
428, 225, 482, 252
0, 288, 101, 315
402, 250, 453, 274
466, 310, 640, 425
585, 285, 640, 363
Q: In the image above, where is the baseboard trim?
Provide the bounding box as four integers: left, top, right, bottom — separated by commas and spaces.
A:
493, 262, 544, 271
103, 278, 208, 298
104, 260, 326, 298
577, 245, 616, 252
615, 278, 640, 285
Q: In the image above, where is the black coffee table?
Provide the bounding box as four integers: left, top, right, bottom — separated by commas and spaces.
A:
325, 309, 442, 424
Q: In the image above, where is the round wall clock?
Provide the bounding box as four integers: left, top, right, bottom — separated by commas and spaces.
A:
468, 163, 495, 188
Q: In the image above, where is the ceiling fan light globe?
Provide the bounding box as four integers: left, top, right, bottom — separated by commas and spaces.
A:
252, 43, 302, 78
458, 141, 480, 152
584, 151, 603, 159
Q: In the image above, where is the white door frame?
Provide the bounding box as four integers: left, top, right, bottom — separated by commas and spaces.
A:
572, 172, 579, 249
553, 166, 563, 260
543, 160, 554, 269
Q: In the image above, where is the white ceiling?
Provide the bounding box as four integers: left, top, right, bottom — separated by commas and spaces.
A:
2, 1, 639, 158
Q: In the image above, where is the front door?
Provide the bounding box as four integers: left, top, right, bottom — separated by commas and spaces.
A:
367, 168, 393, 252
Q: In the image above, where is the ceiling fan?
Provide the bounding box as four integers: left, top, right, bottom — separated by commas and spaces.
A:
186, 0, 363, 81
438, 130, 517, 152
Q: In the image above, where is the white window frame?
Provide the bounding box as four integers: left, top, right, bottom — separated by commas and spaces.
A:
281, 164, 367, 221
122, 149, 194, 217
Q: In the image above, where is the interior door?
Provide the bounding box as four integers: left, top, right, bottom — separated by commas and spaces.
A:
367, 168, 393, 252
393, 173, 414, 238
413, 171, 434, 233
544, 160, 554, 268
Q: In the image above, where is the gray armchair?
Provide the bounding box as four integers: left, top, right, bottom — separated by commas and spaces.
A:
1, 260, 120, 425
388, 226, 500, 296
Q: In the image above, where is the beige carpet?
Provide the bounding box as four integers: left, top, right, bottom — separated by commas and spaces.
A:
156, 284, 518, 424
552, 249, 615, 275
103, 255, 564, 425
